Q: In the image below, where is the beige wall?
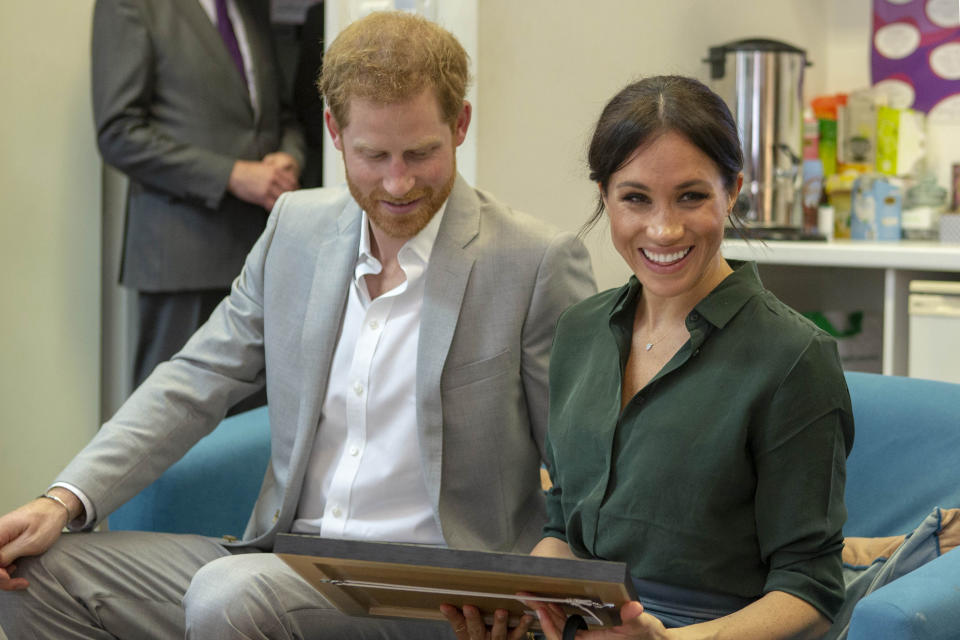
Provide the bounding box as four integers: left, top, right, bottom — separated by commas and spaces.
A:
0, 1, 101, 513
476, 0, 872, 289
824, 0, 874, 92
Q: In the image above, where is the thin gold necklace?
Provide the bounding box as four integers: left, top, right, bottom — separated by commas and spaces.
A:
638, 326, 674, 351
642, 335, 662, 351
635, 302, 686, 352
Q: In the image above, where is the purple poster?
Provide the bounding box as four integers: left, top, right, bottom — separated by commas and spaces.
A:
872, 0, 960, 119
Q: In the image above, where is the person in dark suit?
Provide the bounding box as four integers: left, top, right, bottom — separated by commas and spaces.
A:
92, 0, 306, 389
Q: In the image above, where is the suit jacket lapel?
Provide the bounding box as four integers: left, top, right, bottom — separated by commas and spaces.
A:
417, 175, 479, 507
233, 0, 266, 122
175, 0, 253, 112
279, 202, 361, 522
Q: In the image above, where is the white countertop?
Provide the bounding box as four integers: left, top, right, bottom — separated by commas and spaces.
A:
721, 239, 960, 271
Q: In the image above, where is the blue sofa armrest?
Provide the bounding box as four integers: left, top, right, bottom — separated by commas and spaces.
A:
847, 547, 960, 640
108, 406, 271, 539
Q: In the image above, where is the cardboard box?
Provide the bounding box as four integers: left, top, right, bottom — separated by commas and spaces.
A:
851, 175, 902, 241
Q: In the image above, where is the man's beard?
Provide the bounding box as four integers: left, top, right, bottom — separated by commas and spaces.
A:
347, 160, 457, 240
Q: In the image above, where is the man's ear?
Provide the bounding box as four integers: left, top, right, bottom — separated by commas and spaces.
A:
325, 109, 344, 151
453, 101, 472, 147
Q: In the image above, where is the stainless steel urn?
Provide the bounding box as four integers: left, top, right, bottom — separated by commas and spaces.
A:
705, 39, 808, 230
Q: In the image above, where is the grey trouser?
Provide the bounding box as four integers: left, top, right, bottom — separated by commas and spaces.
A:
134, 290, 267, 415
134, 289, 227, 389
0, 531, 455, 639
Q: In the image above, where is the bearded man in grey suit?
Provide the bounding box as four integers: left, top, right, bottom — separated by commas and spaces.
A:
92, 0, 306, 389
0, 10, 595, 640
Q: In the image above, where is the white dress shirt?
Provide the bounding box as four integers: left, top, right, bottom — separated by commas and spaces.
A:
196, 0, 259, 114
291, 205, 448, 545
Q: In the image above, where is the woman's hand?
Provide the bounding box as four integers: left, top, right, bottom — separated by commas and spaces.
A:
440, 603, 535, 640
535, 601, 669, 640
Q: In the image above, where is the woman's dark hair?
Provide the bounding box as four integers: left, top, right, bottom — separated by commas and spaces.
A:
582, 75, 744, 235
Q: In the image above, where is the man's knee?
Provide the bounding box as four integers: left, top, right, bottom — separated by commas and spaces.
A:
183, 555, 249, 620
0, 538, 96, 637
2, 531, 222, 640
1, 537, 75, 608
184, 553, 313, 635
183, 553, 455, 639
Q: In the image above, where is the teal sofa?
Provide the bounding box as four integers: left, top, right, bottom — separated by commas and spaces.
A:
108, 372, 960, 638
109, 405, 271, 539
841, 372, 960, 640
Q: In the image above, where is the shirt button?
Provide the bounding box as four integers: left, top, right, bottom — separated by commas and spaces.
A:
369, 320, 380, 331
353, 381, 363, 396
331, 506, 342, 518
349, 445, 360, 457
689, 311, 700, 322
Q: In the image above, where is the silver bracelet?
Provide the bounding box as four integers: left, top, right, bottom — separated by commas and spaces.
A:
38, 493, 72, 524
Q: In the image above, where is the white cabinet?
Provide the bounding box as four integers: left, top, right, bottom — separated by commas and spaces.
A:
721, 239, 960, 376
908, 281, 960, 383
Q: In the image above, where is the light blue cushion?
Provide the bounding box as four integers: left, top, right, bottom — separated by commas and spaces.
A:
108, 406, 271, 538
848, 548, 960, 640
843, 372, 960, 538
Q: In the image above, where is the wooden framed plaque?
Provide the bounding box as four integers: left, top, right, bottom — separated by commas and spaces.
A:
275, 534, 637, 629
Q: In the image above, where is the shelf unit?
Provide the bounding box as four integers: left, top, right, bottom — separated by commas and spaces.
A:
721, 239, 960, 376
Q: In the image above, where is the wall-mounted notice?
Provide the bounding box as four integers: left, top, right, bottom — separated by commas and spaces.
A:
872, 0, 960, 120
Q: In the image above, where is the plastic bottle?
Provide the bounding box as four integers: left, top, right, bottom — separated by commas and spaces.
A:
811, 95, 840, 177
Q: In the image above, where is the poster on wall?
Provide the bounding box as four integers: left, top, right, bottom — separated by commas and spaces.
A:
872, 0, 960, 120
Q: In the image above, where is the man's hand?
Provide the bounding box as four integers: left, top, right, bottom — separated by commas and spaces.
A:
440, 603, 534, 640
262, 151, 300, 177
0, 491, 79, 590
228, 156, 300, 211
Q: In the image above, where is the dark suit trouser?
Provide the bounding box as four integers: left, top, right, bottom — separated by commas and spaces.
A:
134, 289, 229, 388
0, 531, 456, 639
135, 290, 266, 414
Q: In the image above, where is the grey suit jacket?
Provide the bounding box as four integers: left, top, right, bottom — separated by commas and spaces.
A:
58, 176, 596, 552
92, 0, 306, 291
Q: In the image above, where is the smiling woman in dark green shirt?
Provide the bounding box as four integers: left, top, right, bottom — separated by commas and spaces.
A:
444, 76, 853, 640
531, 76, 854, 640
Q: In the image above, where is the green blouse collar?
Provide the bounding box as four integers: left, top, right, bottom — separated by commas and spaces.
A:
607, 260, 764, 331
